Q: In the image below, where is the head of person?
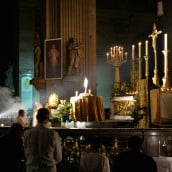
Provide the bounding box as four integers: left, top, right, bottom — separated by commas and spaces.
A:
89, 136, 102, 152
127, 135, 143, 152
36, 107, 50, 125
18, 109, 25, 118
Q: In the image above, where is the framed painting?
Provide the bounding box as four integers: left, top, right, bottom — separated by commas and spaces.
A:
44, 38, 63, 79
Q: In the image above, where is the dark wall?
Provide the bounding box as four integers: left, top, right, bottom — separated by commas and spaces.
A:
96, 0, 158, 107
1, 0, 19, 95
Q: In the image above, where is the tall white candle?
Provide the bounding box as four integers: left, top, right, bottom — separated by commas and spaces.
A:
164, 33, 168, 50
138, 42, 142, 58
75, 91, 78, 97
145, 40, 148, 56
84, 77, 88, 93
132, 44, 135, 60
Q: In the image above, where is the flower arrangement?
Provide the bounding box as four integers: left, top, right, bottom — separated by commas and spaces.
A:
126, 95, 143, 127
49, 100, 72, 122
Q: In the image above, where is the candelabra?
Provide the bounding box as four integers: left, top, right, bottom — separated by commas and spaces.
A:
106, 46, 127, 95
144, 55, 149, 79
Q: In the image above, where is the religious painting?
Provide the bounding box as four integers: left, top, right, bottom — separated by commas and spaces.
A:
44, 38, 63, 79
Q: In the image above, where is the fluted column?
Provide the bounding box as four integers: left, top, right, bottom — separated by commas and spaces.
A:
60, 0, 96, 92
46, 0, 59, 39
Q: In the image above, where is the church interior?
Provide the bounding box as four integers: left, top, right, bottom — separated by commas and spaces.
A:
1, 1, 172, 169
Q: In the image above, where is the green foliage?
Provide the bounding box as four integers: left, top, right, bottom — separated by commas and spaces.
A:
50, 100, 72, 122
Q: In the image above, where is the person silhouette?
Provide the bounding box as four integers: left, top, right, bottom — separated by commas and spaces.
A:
23, 107, 62, 172
112, 135, 157, 172
0, 123, 26, 172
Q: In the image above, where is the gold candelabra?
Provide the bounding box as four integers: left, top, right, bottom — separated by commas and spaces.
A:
106, 46, 127, 95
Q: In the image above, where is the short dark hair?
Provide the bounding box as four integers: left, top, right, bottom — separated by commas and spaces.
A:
89, 136, 102, 151
36, 108, 50, 123
18, 109, 25, 116
128, 135, 143, 150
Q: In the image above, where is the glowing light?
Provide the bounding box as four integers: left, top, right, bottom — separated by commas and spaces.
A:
84, 77, 88, 93
48, 93, 59, 108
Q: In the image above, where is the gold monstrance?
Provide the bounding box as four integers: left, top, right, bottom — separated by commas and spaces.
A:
106, 46, 127, 95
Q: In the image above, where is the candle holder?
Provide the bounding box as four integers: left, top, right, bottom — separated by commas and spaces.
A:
144, 55, 149, 79
161, 49, 170, 91
138, 57, 142, 80
130, 58, 137, 92
106, 46, 127, 95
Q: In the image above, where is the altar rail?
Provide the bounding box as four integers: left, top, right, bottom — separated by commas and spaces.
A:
1, 127, 172, 171
1, 127, 172, 157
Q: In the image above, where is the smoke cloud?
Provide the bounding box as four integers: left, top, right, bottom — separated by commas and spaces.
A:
0, 87, 24, 118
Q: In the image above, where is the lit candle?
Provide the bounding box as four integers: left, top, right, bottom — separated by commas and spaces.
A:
132, 44, 135, 60
70, 97, 76, 117
164, 33, 168, 50
110, 47, 112, 54
84, 77, 88, 93
75, 91, 78, 97
125, 52, 128, 61
138, 42, 142, 58
88, 89, 91, 94
145, 40, 148, 56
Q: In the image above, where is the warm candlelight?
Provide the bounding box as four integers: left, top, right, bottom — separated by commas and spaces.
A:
164, 33, 168, 50
145, 40, 148, 56
125, 52, 128, 61
75, 91, 78, 97
132, 44, 135, 60
88, 89, 91, 94
138, 42, 142, 57
84, 77, 88, 93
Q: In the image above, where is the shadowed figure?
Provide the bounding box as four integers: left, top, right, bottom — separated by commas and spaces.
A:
112, 135, 158, 172
0, 123, 26, 172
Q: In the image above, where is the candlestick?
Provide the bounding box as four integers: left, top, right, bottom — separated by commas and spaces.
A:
164, 33, 168, 50
138, 42, 142, 57
132, 44, 135, 60
145, 40, 148, 56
